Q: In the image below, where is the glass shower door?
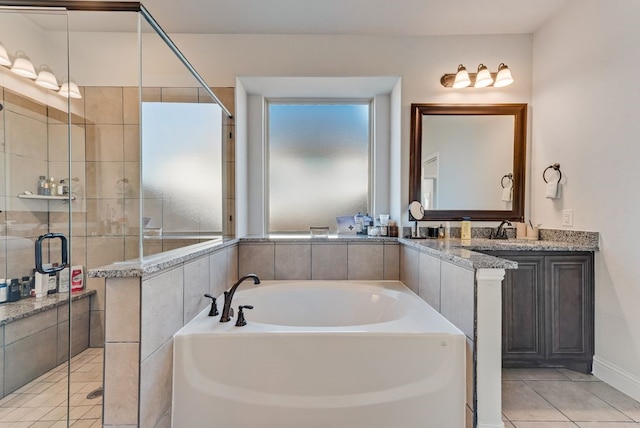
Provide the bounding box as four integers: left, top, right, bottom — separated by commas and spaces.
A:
0, 7, 74, 426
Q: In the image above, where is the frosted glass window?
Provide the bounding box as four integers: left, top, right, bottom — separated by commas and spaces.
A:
268, 102, 370, 232
142, 102, 222, 235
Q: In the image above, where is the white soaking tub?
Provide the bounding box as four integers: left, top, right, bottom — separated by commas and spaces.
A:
172, 280, 466, 428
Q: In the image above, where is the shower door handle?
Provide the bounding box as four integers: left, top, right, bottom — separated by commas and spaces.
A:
35, 233, 68, 274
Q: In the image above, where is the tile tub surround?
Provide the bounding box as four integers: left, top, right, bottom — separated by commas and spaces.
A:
97, 241, 238, 427
90, 234, 597, 428
399, 236, 598, 428
238, 236, 400, 281
0, 290, 95, 398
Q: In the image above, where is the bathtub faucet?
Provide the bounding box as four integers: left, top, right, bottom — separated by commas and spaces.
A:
220, 274, 261, 322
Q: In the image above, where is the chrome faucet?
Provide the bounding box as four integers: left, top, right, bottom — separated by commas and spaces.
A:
492, 220, 512, 240
220, 274, 261, 322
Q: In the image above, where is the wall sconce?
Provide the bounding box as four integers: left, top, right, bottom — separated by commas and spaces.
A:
10, 51, 37, 79
0, 43, 82, 99
0, 43, 11, 67
58, 79, 82, 99
35, 65, 60, 90
441, 63, 514, 88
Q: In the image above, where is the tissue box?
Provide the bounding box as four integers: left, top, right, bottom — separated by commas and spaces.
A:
336, 216, 356, 234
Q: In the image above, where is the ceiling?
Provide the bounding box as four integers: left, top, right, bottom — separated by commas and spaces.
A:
28, 0, 568, 36
140, 0, 568, 36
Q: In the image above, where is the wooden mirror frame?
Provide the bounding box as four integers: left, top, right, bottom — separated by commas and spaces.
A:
409, 103, 527, 221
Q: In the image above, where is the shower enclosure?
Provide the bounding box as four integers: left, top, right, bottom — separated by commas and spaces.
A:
0, 1, 231, 425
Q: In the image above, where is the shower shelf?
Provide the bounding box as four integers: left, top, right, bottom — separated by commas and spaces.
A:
18, 194, 76, 201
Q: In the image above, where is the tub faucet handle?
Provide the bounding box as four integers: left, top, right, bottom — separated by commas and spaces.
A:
235, 305, 254, 327
204, 294, 219, 317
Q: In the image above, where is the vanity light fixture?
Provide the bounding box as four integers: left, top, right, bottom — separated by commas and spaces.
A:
0, 43, 11, 67
58, 79, 82, 99
452, 64, 471, 88
10, 51, 37, 79
493, 63, 514, 88
35, 66, 60, 90
440, 63, 514, 88
474, 63, 493, 88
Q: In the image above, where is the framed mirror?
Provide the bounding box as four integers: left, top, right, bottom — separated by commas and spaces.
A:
409, 103, 527, 221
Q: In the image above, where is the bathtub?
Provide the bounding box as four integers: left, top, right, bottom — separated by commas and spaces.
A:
172, 280, 466, 428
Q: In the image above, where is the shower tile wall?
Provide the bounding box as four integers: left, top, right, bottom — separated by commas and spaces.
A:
1, 85, 235, 349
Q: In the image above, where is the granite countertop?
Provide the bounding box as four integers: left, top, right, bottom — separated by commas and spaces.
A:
0, 289, 96, 325
88, 229, 599, 278
399, 234, 598, 270
89, 238, 238, 278
241, 234, 398, 243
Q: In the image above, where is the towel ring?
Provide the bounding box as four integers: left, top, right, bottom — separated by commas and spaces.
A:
501, 173, 513, 189
543, 163, 562, 183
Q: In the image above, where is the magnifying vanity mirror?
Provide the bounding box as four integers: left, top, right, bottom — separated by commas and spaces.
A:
409, 103, 527, 221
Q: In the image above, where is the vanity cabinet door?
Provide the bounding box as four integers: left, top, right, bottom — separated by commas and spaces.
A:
502, 255, 545, 363
544, 253, 594, 372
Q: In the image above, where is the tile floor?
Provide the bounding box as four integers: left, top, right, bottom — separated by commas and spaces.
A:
503, 368, 640, 427
0, 348, 103, 427
2, 351, 640, 428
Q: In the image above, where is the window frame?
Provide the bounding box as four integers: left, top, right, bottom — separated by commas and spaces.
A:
264, 98, 374, 233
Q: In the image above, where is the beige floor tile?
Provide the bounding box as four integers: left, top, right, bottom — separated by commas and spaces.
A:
576, 382, 640, 422
575, 423, 640, 427
0, 393, 36, 408
71, 419, 99, 427
513, 423, 579, 427
527, 381, 632, 422
81, 405, 102, 419
3, 406, 55, 422
504, 421, 517, 427
49, 421, 70, 428
78, 382, 102, 394
557, 369, 600, 382
504, 368, 572, 381
29, 421, 57, 428
0, 407, 16, 420
41, 406, 68, 421
69, 405, 93, 420
503, 381, 570, 422
0, 422, 32, 427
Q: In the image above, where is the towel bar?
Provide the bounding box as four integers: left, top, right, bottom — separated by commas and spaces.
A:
543, 163, 562, 183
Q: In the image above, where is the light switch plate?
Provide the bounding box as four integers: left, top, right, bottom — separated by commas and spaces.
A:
562, 209, 573, 227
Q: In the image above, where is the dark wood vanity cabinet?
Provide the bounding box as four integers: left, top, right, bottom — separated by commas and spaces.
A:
485, 251, 594, 373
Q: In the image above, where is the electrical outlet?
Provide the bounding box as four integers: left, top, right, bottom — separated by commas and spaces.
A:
562, 209, 573, 227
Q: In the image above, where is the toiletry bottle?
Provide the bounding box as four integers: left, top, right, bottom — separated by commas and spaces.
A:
59, 267, 70, 293
388, 220, 398, 237
21, 276, 31, 298
461, 217, 472, 240
354, 212, 364, 234
8, 279, 21, 302
438, 224, 445, 239
49, 177, 57, 196
58, 179, 66, 196
445, 221, 451, 239
71, 266, 84, 292
42, 179, 50, 195
37, 175, 47, 195
34, 272, 47, 297
0, 279, 6, 303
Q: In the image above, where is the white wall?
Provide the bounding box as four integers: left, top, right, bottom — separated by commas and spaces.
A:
175, 34, 533, 227
532, 0, 640, 399
65, 32, 532, 228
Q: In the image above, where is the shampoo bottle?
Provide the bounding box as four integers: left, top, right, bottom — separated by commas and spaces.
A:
461, 217, 472, 240
0, 279, 7, 303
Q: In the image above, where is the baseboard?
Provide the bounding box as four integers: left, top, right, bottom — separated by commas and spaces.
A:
477, 423, 505, 428
593, 355, 640, 402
